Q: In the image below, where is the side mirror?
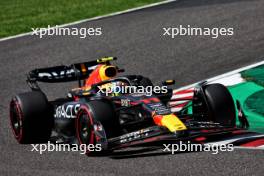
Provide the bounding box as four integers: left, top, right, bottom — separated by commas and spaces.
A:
162, 79, 175, 86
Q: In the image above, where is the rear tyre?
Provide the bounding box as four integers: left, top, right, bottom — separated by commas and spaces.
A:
204, 83, 236, 127
9, 91, 53, 144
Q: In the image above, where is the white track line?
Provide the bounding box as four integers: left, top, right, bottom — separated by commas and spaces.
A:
171, 107, 184, 112
171, 93, 194, 99
235, 146, 264, 150
0, 0, 178, 42
206, 134, 264, 146
169, 100, 188, 105
174, 60, 264, 91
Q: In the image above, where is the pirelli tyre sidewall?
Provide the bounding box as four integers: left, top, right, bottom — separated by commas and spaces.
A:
9, 91, 53, 144
204, 83, 236, 127
75, 104, 96, 155
76, 100, 120, 155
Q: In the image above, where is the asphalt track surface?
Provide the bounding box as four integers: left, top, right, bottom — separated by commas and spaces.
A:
1, 0, 264, 175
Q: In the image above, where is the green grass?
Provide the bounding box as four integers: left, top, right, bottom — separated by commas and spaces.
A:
229, 82, 264, 133
241, 65, 264, 87
0, 0, 163, 38
245, 90, 264, 117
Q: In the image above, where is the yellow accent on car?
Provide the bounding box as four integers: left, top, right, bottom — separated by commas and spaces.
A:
161, 114, 187, 132
99, 65, 117, 81
81, 63, 86, 73
166, 80, 174, 83
97, 57, 115, 63
82, 92, 90, 96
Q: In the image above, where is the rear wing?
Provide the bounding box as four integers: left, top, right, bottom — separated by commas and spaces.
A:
27, 57, 117, 89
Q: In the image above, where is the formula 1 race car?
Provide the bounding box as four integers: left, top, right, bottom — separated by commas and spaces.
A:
9, 57, 248, 154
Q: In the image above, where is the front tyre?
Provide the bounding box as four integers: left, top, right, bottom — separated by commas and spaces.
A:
204, 83, 236, 127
